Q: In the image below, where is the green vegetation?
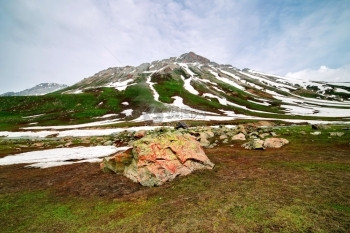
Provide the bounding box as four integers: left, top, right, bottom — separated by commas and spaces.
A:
152, 72, 223, 113
1, 125, 349, 232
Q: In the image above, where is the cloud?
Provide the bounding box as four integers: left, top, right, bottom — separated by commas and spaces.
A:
0, 0, 349, 93
286, 64, 350, 82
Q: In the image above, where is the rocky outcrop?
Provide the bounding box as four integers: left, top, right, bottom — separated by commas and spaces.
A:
123, 132, 214, 187
263, 138, 289, 148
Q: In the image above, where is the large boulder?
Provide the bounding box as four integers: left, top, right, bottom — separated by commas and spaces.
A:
124, 132, 214, 187
263, 138, 289, 148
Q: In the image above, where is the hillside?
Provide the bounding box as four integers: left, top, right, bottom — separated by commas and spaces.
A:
0, 52, 350, 131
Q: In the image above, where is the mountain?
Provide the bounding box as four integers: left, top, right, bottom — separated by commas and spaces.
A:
60, 51, 350, 121
1, 83, 68, 96
1, 52, 350, 131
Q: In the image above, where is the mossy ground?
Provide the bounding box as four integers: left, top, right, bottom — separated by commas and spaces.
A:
0, 125, 349, 232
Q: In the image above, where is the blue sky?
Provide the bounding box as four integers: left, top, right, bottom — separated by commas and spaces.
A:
0, 0, 349, 93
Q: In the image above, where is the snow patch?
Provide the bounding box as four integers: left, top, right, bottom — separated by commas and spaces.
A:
107, 79, 134, 91
209, 69, 245, 90
0, 146, 130, 168
121, 109, 133, 116
146, 75, 160, 101
180, 75, 199, 95
23, 114, 45, 119
95, 114, 118, 119
23, 118, 123, 130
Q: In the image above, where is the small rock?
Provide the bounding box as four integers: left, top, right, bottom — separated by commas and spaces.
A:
64, 142, 72, 147
330, 132, 344, 137
270, 132, 277, 136
310, 131, 321, 135
259, 133, 270, 139
198, 132, 211, 147
219, 135, 228, 140
232, 133, 246, 141
32, 142, 44, 147
175, 121, 189, 130
263, 138, 289, 148
103, 140, 113, 146
311, 124, 329, 130
223, 139, 229, 143
242, 139, 265, 150
134, 130, 147, 138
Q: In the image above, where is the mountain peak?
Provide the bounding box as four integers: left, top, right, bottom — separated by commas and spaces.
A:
177, 52, 210, 64
0, 83, 68, 96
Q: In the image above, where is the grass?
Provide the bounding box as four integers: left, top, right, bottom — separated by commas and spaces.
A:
152, 72, 223, 113
0, 84, 166, 131
0, 125, 349, 232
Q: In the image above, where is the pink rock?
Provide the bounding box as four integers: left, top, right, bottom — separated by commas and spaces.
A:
124, 132, 214, 186
263, 138, 289, 148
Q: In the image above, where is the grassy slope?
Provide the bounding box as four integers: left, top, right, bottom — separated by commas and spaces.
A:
0, 80, 166, 130
0, 125, 349, 232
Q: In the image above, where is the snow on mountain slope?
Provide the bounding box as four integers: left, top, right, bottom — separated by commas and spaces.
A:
1, 83, 68, 96
50, 52, 350, 123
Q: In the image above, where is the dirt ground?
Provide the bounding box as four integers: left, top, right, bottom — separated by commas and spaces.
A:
1, 132, 350, 232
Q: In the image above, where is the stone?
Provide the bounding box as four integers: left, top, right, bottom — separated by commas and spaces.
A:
311, 124, 329, 130
175, 121, 189, 130
242, 139, 265, 150
223, 139, 229, 143
219, 134, 228, 140
310, 131, 321, 135
103, 140, 113, 146
263, 138, 289, 148
270, 132, 278, 136
32, 142, 44, 147
237, 125, 247, 135
123, 132, 214, 187
198, 132, 211, 147
259, 133, 270, 139
232, 133, 246, 141
134, 130, 146, 138
100, 148, 133, 173
329, 132, 344, 137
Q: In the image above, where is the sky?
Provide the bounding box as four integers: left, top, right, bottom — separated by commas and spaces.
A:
0, 0, 350, 93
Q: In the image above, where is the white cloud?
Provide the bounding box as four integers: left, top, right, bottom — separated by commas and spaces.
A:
286, 64, 350, 82
0, 0, 349, 93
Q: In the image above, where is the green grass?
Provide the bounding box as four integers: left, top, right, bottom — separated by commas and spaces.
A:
0, 191, 159, 233
153, 73, 223, 113
1, 125, 350, 232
